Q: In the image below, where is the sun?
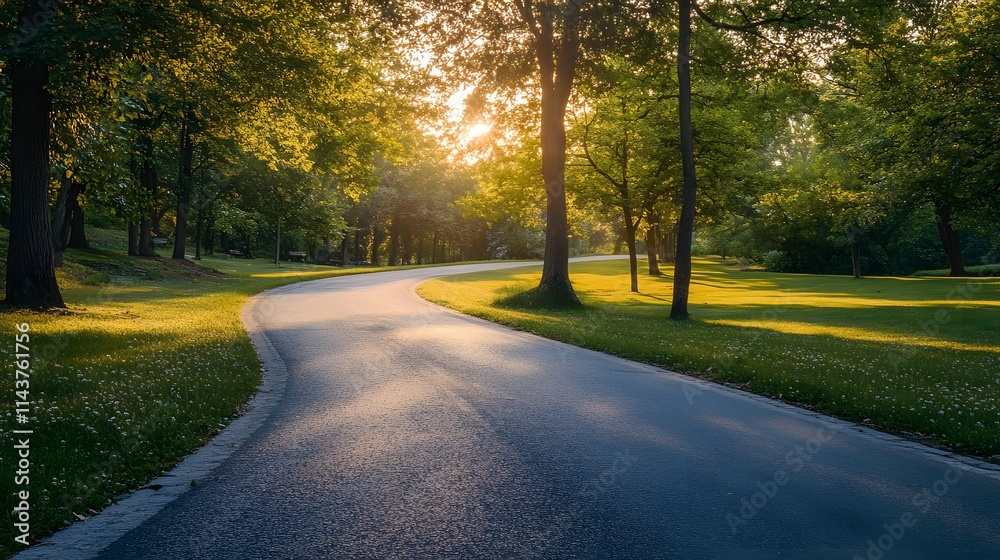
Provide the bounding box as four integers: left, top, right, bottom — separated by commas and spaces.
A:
466, 122, 492, 140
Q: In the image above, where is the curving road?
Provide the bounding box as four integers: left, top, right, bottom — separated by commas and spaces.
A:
25, 259, 1000, 559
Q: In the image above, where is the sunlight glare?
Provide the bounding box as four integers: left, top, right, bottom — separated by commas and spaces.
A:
466, 122, 492, 140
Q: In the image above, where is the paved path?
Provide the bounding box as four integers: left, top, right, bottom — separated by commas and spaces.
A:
20, 258, 1000, 559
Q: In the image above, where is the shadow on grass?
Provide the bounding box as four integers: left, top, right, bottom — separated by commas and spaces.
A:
492, 281, 585, 311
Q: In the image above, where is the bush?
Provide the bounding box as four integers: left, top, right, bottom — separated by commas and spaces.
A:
913, 264, 1000, 277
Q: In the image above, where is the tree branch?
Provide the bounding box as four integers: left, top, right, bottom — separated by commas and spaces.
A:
512, 0, 541, 40
580, 114, 623, 191
692, 0, 820, 33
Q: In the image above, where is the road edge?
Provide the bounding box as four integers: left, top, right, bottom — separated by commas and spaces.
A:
412, 277, 1000, 483
12, 291, 291, 560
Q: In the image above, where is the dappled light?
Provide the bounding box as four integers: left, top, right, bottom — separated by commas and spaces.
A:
705, 319, 1000, 353
1, 0, 998, 554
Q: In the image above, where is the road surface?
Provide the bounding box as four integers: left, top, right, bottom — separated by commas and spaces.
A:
24, 259, 1000, 559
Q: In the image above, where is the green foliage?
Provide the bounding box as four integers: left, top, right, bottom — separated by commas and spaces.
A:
814, 0, 1000, 271
354, 154, 485, 265
914, 265, 1000, 278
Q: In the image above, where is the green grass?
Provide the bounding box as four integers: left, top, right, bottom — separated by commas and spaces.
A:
418, 257, 1000, 459
0, 230, 450, 557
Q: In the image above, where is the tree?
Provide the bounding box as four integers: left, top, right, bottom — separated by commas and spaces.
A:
671, 0, 698, 318
3, 0, 197, 303
664, 0, 893, 316
3, 1, 64, 308
416, 0, 654, 304
568, 56, 679, 292
818, 0, 1000, 276
518, 0, 578, 301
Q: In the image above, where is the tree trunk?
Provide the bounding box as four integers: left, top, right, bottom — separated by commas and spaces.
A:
645, 225, 661, 275
340, 236, 349, 266
623, 207, 639, 292
139, 219, 155, 256
662, 225, 677, 263
243, 234, 254, 259
371, 224, 382, 265
671, 0, 698, 320
851, 241, 862, 279
67, 182, 88, 248
934, 203, 966, 277
537, 90, 578, 299
388, 225, 399, 266
5, 56, 64, 308
128, 222, 140, 256
531, 6, 579, 304
173, 202, 189, 258
173, 111, 194, 260
194, 202, 203, 261
274, 218, 281, 266
137, 127, 157, 257
52, 175, 73, 268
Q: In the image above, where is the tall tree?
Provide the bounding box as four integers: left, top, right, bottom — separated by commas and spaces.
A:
666, 0, 888, 316
4, 1, 63, 308
2, 0, 182, 301
416, 0, 654, 304
568, 56, 679, 293
518, 0, 578, 301
671, 0, 697, 318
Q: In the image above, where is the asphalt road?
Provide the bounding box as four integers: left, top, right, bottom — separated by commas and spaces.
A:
70, 259, 1000, 558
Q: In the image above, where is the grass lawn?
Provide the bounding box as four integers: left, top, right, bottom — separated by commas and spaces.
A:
0, 230, 432, 557
418, 257, 1000, 459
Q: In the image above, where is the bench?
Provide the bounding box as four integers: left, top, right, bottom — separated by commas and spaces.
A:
225, 249, 244, 259
348, 260, 371, 266
152, 237, 170, 245
288, 251, 307, 262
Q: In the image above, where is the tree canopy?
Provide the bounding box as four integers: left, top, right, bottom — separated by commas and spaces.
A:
1, 0, 996, 311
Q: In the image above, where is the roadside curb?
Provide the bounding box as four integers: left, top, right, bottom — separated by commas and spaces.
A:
12, 292, 290, 560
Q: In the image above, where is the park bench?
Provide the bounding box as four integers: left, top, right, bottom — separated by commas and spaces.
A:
288, 251, 307, 262
225, 249, 244, 259
152, 237, 170, 245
